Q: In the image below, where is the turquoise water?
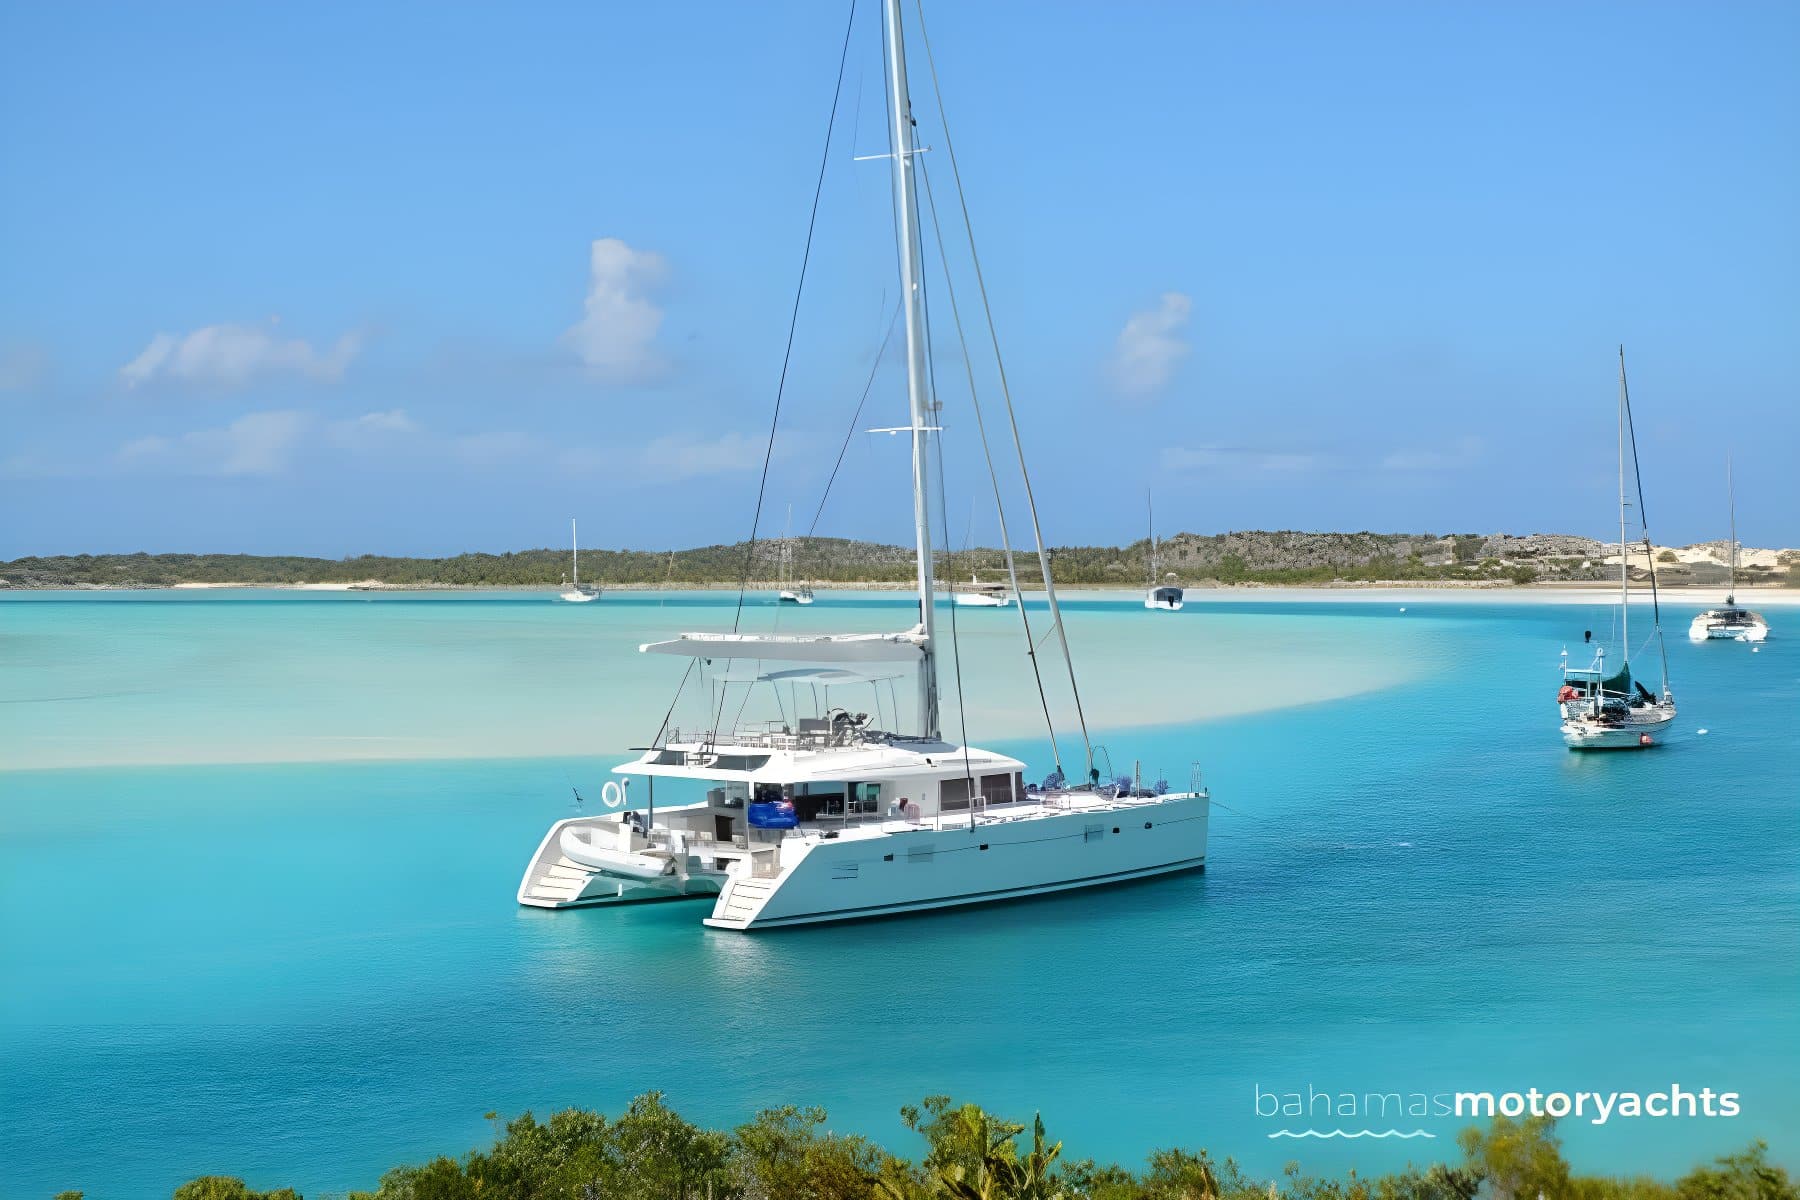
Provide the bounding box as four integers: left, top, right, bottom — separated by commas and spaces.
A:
2, 591, 1796, 1197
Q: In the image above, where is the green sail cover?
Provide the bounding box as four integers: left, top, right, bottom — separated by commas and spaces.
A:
1600, 662, 1632, 695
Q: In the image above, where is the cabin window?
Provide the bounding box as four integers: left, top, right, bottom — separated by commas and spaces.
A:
979, 773, 1014, 804
939, 776, 973, 812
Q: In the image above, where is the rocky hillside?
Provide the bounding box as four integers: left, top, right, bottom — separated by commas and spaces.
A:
3, 532, 1795, 589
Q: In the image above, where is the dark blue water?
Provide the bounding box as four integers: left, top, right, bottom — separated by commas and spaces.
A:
2, 596, 1795, 1196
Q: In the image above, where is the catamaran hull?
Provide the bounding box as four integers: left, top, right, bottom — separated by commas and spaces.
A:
1688, 616, 1767, 642
704, 793, 1208, 930
952, 594, 1011, 608
1559, 705, 1676, 749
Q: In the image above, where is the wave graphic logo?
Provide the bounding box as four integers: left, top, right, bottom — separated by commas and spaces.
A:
1268, 1129, 1436, 1140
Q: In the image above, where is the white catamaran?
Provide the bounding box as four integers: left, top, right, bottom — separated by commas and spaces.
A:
1143, 493, 1183, 611
1558, 348, 1676, 749
1688, 459, 1767, 642
516, 0, 1209, 929
559, 518, 601, 603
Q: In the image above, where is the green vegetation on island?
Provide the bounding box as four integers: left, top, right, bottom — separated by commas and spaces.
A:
55, 1095, 1797, 1200
6, 531, 1797, 590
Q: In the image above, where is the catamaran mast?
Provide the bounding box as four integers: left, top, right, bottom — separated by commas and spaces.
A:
1617, 347, 1630, 669
571, 518, 579, 588
1727, 455, 1737, 605
884, 0, 940, 739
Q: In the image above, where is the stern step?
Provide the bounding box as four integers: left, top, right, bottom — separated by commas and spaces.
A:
708, 877, 777, 929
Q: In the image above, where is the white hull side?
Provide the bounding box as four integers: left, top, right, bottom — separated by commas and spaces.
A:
1144, 589, 1184, 611
1560, 703, 1676, 749
559, 590, 600, 603
778, 591, 814, 605
705, 793, 1207, 930
1688, 615, 1768, 642
952, 594, 1011, 608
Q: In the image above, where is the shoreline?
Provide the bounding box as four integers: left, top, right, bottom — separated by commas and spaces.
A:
8, 579, 1798, 603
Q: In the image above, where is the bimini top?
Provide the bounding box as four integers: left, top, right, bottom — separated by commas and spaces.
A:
640, 627, 927, 664
614, 736, 1026, 785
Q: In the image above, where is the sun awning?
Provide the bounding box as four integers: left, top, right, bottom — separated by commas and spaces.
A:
711, 666, 908, 684
639, 628, 927, 664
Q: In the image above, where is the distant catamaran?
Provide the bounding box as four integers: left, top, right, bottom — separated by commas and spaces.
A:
559, 519, 601, 603
1688, 458, 1768, 642
1558, 348, 1676, 749
516, 0, 1209, 928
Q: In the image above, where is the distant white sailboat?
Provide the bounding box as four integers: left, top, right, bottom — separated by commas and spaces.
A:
1143, 492, 1183, 611
1688, 459, 1767, 642
951, 573, 1013, 608
559, 519, 601, 603
1558, 348, 1675, 749
777, 505, 814, 605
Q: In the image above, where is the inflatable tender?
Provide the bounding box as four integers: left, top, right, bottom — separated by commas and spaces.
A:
748, 799, 799, 830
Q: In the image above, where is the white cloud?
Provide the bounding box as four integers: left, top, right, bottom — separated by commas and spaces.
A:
1109, 292, 1192, 398
1161, 444, 1321, 474
1379, 437, 1482, 471
117, 410, 312, 476
561, 238, 667, 381
328, 408, 420, 450
451, 430, 541, 466
120, 322, 362, 389
641, 431, 785, 480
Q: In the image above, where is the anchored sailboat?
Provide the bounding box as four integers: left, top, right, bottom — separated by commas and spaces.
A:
516, 0, 1209, 928
1557, 348, 1676, 749
1688, 458, 1768, 642
558, 519, 601, 603
777, 505, 814, 605
1143, 493, 1183, 611
951, 572, 1013, 608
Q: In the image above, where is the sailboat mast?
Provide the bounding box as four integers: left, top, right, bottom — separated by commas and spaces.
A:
1727, 455, 1736, 604
883, 0, 940, 739
1147, 492, 1157, 587
1617, 347, 1629, 667
571, 518, 579, 588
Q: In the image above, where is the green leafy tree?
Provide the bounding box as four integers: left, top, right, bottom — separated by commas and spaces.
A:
171, 1179, 302, 1200
733, 1104, 880, 1200
1674, 1142, 1799, 1200
1457, 1115, 1569, 1200
607, 1091, 732, 1200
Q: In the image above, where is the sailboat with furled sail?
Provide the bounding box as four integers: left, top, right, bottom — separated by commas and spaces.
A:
516, 0, 1210, 928
1557, 348, 1676, 749
558, 519, 601, 603
1143, 492, 1183, 611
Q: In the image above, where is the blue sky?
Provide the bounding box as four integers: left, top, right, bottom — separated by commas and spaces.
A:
3, 0, 1796, 558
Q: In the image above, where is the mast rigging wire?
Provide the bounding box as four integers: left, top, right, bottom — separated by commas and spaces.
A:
912, 0, 1094, 779
727, 0, 859, 639
802, 301, 902, 546
916, 154, 1064, 775
710, 0, 859, 742
1618, 347, 1670, 694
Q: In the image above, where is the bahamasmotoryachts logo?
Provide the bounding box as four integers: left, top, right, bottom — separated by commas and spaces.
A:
1255, 1084, 1742, 1139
